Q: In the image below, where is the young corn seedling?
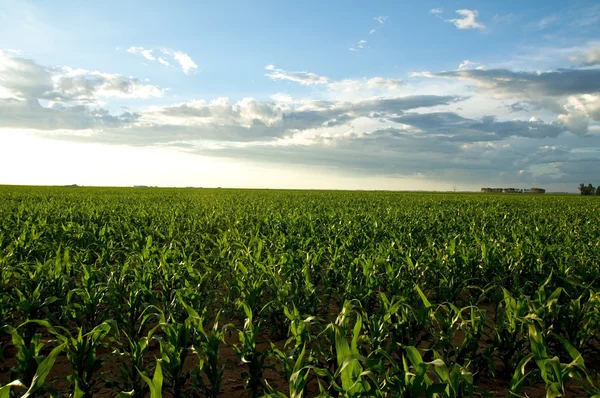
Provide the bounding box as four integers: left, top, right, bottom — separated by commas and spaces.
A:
137, 358, 164, 398
154, 310, 193, 398
430, 350, 475, 397
266, 305, 322, 397
511, 324, 589, 398
8, 319, 115, 398
265, 344, 313, 398
2, 323, 65, 398
429, 302, 488, 380
112, 311, 159, 398
12, 283, 58, 344
182, 301, 225, 398
554, 289, 600, 352
399, 345, 447, 397
555, 335, 600, 396
229, 300, 270, 398
319, 301, 377, 396
65, 320, 119, 398
491, 287, 530, 377
65, 266, 109, 334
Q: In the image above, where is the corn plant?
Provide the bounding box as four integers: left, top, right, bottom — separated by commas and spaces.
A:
2, 187, 600, 397
137, 358, 163, 398
229, 301, 270, 398
153, 310, 193, 398
182, 303, 226, 398
511, 324, 588, 397
112, 313, 158, 398
490, 287, 530, 377
1, 324, 65, 398
65, 321, 119, 398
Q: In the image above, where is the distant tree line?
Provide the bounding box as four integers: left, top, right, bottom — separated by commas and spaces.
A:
481, 187, 546, 194
579, 183, 600, 195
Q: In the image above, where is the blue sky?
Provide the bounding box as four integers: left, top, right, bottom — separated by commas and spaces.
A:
1, 0, 599, 190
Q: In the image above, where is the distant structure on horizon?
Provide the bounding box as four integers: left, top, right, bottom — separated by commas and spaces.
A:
481, 187, 546, 194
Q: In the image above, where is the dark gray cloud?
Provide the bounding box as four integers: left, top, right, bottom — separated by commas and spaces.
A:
0, 98, 138, 130
419, 68, 600, 97
508, 101, 530, 113
390, 112, 567, 139
416, 66, 600, 136
187, 122, 568, 175
116, 95, 464, 143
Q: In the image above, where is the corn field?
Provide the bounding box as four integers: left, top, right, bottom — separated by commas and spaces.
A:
1, 186, 600, 397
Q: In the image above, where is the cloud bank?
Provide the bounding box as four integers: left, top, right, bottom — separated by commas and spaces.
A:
2, 47, 600, 190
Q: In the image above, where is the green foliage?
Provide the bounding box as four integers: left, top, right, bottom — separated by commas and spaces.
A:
1, 186, 600, 396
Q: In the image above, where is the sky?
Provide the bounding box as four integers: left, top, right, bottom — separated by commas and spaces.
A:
1, 0, 599, 191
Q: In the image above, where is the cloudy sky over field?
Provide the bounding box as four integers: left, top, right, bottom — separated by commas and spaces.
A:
1, 0, 600, 191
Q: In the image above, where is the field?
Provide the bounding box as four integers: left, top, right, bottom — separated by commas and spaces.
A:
1, 186, 600, 397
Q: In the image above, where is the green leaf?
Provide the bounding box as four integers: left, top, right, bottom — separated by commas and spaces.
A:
0, 381, 26, 398
415, 285, 431, 308
22, 343, 66, 398
509, 353, 533, 395
138, 360, 163, 398
404, 346, 424, 366
555, 335, 584, 367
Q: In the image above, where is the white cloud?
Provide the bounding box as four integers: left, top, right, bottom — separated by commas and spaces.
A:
430, 8, 443, 15
3, 48, 599, 190
264, 64, 410, 97
0, 51, 163, 103
458, 60, 483, 70
127, 47, 157, 61
366, 77, 404, 90
160, 49, 198, 74
127, 46, 198, 74
369, 29, 376, 34
413, 66, 600, 136
56, 69, 164, 101
264, 65, 329, 85
140, 49, 155, 61
328, 77, 405, 93
448, 9, 486, 30
569, 47, 600, 66
21, 94, 462, 144
349, 40, 367, 52
558, 111, 588, 136
373, 16, 388, 24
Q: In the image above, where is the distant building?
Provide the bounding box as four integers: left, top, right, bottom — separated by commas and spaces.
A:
481, 187, 545, 194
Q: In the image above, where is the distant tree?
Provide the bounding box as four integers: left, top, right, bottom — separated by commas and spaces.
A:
579, 183, 596, 195
597, 185, 600, 195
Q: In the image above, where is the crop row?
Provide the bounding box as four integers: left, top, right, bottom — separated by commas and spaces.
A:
1, 187, 599, 397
